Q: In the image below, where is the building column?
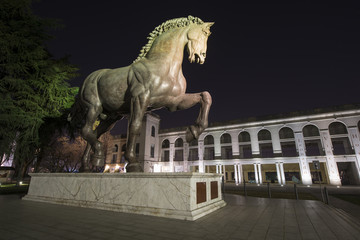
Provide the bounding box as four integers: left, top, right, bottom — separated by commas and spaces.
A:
294, 132, 313, 185
216, 164, 223, 174
348, 127, 360, 180
249, 129, 260, 156
280, 162, 286, 185
230, 132, 240, 158
222, 165, 226, 182
198, 141, 204, 173
169, 143, 175, 172
234, 164, 239, 184
270, 128, 282, 156
254, 163, 259, 184
320, 129, 341, 185
183, 143, 189, 172
238, 164, 242, 184
276, 163, 282, 185
257, 163, 263, 184
214, 133, 222, 159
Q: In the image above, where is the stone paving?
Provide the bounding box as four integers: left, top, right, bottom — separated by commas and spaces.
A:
1, 193, 360, 240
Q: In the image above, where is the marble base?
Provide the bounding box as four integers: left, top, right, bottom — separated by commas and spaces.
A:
23, 172, 226, 221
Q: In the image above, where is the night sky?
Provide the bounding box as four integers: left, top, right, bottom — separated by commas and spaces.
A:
33, 2, 360, 134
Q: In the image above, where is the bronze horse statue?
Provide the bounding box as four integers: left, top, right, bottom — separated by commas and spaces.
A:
69, 16, 214, 172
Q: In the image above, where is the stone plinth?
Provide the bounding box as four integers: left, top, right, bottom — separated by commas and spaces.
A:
23, 172, 226, 221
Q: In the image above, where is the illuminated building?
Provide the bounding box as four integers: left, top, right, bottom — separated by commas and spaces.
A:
106, 105, 360, 186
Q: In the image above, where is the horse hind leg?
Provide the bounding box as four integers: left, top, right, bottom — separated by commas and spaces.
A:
81, 105, 105, 168
80, 143, 91, 172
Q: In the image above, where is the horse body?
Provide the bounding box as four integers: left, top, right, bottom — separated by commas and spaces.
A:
72, 16, 214, 172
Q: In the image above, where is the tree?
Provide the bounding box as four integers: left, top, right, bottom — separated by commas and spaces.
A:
37, 131, 112, 173
0, 0, 78, 180
38, 134, 86, 173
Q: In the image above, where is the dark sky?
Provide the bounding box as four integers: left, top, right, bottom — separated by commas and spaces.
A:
33, 2, 360, 134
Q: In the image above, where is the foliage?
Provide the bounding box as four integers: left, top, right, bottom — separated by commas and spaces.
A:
0, 0, 78, 178
38, 135, 85, 173
38, 131, 111, 173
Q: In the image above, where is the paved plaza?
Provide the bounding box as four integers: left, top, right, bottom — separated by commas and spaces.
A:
1, 191, 360, 240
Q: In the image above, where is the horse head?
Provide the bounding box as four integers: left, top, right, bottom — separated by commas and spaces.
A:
187, 22, 214, 64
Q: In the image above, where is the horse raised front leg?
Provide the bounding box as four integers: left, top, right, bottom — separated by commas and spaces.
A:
125, 94, 149, 172
171, 91, 212, 142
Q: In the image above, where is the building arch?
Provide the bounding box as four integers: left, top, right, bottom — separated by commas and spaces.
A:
238, 131, 252, 158
302, 125, 324, 156
188, 139, 199, 161
113, 144, 118, 153
279, 127, 297, 157
204, 135, 215, 160
174, 138, 184, 161
258, 129, 273, 158
329, 121, 354, 155
161, 139, 170, 162
220, 133, 232, 159
151, 126, 156, 137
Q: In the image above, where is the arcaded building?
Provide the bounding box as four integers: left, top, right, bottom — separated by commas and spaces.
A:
105, 105, 360, 186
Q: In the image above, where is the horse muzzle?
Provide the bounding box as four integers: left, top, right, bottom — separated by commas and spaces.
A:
189, 53, 205, 64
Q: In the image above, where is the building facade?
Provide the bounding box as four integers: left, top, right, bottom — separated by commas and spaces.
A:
106, 106, 360, 186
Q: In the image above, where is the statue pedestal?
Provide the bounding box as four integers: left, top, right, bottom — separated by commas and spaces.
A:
23, 172, 226, 221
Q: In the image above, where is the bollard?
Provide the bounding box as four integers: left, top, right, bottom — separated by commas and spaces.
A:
243, 179, 247, 197
267, 182, 271, 198
222, 176, 225, 200
324, 187, 330, 204
294, 184, 299, 200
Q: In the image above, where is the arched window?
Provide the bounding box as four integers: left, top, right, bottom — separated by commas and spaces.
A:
150, 145, 155, 158
303, 125, 320, 137
188, 139, 199, 161
258, 129, 272, 141
151, 126, 156, 137
279, 127, 297, 157
113, 144, 118, 153
329, 122, 347, 135
204, 135, 215, 160
174, 138, 184, 161
120, 144, 126, 163
329, 122, 353, 155
220, 133, 232, 159
258, 129, 273, 158
238, 132, 252, 158
303, 125, 324, 156
279, 127, 294, 139
161, 139, 170, 162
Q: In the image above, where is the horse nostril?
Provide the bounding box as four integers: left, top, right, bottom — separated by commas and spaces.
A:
201, 53, 206, 58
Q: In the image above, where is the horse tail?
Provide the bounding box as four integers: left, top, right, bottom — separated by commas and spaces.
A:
67, 70, 106, 132
67, 95, 87, 131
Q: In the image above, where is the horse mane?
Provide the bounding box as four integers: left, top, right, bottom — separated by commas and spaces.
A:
133, 15, 204, 63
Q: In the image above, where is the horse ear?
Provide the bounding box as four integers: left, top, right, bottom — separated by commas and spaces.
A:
204, 22, 214, 29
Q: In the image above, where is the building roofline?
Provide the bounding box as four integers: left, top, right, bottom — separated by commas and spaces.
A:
159, 103, 360, 134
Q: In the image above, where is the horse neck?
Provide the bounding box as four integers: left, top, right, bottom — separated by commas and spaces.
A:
146, 27, 189, 66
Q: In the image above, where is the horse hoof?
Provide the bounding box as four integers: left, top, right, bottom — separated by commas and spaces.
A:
186, 125, 197, 142
126, 163, 143, 172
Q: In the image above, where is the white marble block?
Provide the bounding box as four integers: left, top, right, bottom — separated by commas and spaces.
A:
23, 172, 226, 221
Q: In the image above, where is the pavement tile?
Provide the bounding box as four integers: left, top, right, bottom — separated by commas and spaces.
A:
2, 193, 360, 240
